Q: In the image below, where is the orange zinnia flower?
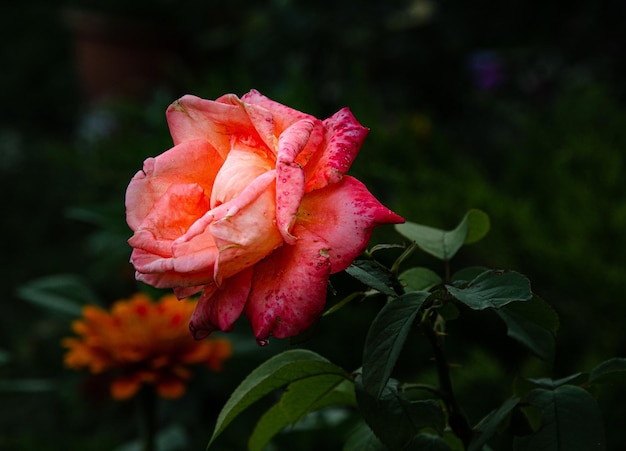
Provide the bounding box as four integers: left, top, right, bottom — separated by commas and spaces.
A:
62, 293, 232, 400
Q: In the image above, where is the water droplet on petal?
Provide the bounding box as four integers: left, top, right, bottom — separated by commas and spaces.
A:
256, 337, 270, 347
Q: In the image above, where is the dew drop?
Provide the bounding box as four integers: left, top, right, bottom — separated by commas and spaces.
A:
256, 337, 270, 347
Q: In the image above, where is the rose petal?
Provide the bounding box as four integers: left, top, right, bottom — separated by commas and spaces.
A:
128, 183, 221, 288
216, 93, 278, 153
209, 184, 283, 283
129, 184, 215, 270
146, 169, 279, 287
189, 268, 253, 339
297, 176, 404, 273
175, 170, 277, 245
304, 108, 369, 192
245, 225, 331, 341
275, 119, 315, 243
131, 253, 213, 288
166, 95, 257, 159
129, 183, 211, 246
125, 139, 223, 231
275, 161, 305, 244
210, 147, 274, 208
294, 121, 325, 168
239, 89, 311, 134
133, 261, 215, 289
219, 91, 327, 162
169, 169, 278, 278
173, 285, 205, 299
169, 231, 219, 274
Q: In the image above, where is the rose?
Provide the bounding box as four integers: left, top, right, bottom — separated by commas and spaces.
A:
125, 90, 403, 343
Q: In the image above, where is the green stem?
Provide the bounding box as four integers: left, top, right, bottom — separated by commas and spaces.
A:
422, 313, 472, 449
137, 385, 157, 451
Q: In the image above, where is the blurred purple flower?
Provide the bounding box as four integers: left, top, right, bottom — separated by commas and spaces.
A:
468, 51, 504, 90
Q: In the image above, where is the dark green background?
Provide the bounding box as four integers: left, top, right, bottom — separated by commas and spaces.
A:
1, 0, 625, 449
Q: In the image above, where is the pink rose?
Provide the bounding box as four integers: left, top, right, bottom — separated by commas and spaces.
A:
125, 90, 403, 343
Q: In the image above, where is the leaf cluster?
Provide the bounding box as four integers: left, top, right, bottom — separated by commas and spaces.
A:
206, 210, 623, 450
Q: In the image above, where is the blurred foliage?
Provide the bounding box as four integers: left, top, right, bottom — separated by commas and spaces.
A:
1, 0, 625, 449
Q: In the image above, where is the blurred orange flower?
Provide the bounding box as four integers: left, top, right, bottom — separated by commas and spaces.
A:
62, 293, 232, 400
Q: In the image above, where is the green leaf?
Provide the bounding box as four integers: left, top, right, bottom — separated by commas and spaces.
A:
496, 296, 558, 361
395, 209, 490, 261
464, 209, 491, 244
362, 292, 430, 398
451, 266, 489, 283
399, 267, 442, 292
501, 295, 559, 334
442, 430, 466, 451
208, 349, 349, 447
343, 420, 386, 451
345, 259, 399, 296
249, 376, 355, 451
15, 274, 100, 316
356, 378, 446, 449
513, 374, 588, 401
513, 404, 543, 435
514, 385, 606, 451
446, 270, 532, 310
406, 433, 452, 451
469, 397, 520, 451
589, 357, 626, 385
526, 373, 587, 390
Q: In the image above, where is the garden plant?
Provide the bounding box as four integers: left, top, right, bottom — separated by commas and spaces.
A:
114, 91, 624, 450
